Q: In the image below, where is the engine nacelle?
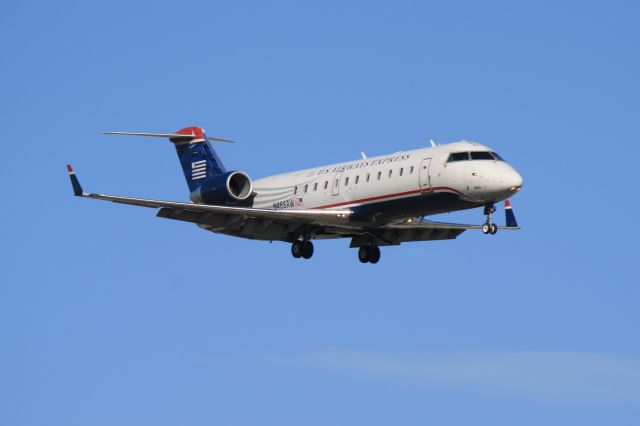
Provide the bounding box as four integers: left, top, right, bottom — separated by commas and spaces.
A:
190, 171, 253, 204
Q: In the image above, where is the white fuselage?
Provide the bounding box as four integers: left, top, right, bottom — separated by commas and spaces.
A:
251, 141, 522, 222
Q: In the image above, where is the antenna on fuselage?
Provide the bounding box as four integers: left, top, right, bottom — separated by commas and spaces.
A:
429, 139, 438, 147
361, 152, 367, 159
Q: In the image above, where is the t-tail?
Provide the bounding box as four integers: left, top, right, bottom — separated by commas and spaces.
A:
100, 127, 253, 205
170, 127, 228, 192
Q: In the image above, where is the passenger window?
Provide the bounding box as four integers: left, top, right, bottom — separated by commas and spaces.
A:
313, 182, 318, 191
410, 166, 414, 174
399, 168, 403, 176
335, 179, 339, 188
304, 184, 308, 193
447, 152, 469, 162
388, 170, 392, 178
344, 177, 349, 186
355, 175, 359, 184
366, 173, 370, 182
294, 186, 298, 194
470, 151, 494, 160
324, 181, 328, 189
377, 171, 381, 180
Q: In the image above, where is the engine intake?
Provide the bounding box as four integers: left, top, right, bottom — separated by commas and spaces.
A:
190, 171, 253, 204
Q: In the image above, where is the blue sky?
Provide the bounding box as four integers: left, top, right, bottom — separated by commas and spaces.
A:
2, 1, 639, 425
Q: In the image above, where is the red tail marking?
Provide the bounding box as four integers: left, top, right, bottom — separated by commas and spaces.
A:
175, 126, 205, 139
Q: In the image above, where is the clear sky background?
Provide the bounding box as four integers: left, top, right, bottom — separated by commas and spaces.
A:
2, 1, 639, 425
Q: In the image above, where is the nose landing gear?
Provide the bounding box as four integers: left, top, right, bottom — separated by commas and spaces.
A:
482, 203, 498, 235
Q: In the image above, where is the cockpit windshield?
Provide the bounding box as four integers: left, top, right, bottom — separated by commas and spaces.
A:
490, 151, 504, 161
470, 151, 494, 160
447, 152, 470, 162
447, 151, 505, 163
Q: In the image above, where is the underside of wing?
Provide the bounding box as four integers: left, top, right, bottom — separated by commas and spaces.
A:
385, 215, 520, 231
155, 207, 363, 242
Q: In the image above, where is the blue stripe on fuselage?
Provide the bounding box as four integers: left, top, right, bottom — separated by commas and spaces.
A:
349, 191, 482, 223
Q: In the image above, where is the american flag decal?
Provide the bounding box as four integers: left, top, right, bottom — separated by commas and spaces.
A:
191, 160, 207, 180
294, 197, 303, 207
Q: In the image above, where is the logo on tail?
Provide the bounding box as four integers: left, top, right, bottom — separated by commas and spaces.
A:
191, 160, 207, 180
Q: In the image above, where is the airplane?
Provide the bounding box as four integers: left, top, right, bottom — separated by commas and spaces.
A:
67, 126, 523, 264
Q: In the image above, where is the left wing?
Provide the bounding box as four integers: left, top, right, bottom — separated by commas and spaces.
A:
67, 165, 352, 228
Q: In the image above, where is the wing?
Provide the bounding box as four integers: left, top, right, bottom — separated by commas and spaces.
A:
67, 164, 354, 242
385, 218, 520, 231
345, 215, 520, 247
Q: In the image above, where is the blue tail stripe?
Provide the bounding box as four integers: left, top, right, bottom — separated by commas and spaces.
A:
176, 140, 226, 192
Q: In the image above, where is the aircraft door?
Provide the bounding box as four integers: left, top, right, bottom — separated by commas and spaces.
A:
419, 158, 432, 192
332, 171, 344, 196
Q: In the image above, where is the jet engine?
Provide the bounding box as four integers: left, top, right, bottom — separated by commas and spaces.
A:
190, 171, 253, 204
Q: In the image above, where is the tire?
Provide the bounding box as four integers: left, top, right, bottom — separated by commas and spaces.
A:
368, 246, 381, 264
302, 241, 314, 259
482, 223, 491, 234
291, 241, 303, 258
358, 246, 370, 263
489, 223, 498, 235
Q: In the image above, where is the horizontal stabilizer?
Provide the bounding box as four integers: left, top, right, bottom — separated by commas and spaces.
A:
101, 131, 235, 143
101, 131, 190, 138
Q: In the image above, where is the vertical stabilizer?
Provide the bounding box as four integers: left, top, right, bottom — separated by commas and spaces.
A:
171, 127, 227, 192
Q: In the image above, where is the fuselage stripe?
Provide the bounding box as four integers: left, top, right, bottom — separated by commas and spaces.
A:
313, 186, 467, 210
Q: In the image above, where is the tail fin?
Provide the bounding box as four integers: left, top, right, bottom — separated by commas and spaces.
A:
102, 126, 230, 193
171, 127, 227, 192
504, 200, 519, 228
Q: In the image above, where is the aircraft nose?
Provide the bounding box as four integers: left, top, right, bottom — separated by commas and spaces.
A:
506, 170, 523, 194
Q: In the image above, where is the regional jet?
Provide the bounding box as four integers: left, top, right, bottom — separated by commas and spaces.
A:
67, 126, 523, 263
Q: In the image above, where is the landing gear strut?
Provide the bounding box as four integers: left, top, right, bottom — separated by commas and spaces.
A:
358, 245, 381, 264
482, 203, 498, 235
291, 240, 314, 259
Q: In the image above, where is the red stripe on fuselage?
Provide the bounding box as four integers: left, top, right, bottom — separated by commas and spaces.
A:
313, 186, 467, 210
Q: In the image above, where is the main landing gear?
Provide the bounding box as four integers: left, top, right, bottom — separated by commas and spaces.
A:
291, 240, 314, 259
358, 245, 381, 264
482, 203, 498, 235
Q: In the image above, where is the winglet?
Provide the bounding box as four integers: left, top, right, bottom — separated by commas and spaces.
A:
67, 164, 84, 196
504, 200, 518, 228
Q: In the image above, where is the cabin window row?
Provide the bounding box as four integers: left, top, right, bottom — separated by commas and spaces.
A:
296, 165, 416, 193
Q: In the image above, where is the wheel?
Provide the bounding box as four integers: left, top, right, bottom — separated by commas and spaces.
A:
482, 223, 491, 234
291, 241, 304, 258
368, 246, 380, 264
489, 223, 498, 235
302, 241, 314, 259
358, 246, 370, 263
